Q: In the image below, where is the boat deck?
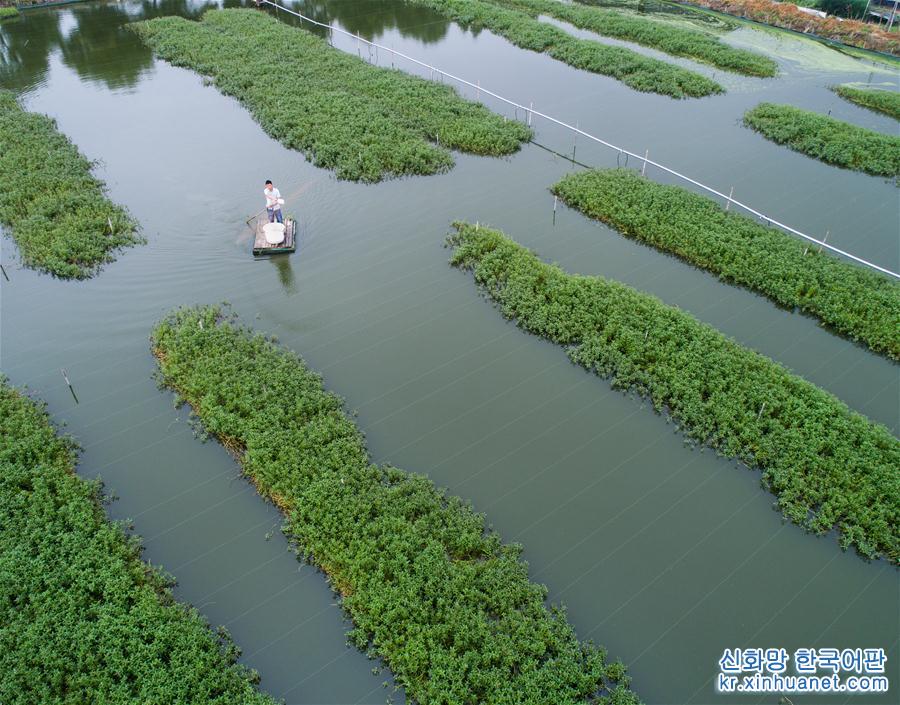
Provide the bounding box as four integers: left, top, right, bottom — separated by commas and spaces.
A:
253, 217, 296, 256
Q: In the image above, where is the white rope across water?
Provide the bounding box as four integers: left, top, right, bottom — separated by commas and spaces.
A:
260, 0, 900, 280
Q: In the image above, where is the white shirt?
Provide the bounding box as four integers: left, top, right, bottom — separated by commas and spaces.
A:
264, 187, 281, 210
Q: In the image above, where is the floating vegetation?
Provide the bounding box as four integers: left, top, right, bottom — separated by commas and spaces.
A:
131, 10, 530, 182
833, 85, 900, 121
743, 102, 900, 177
448, 223, 900, 563
0, 91, 142, 279
151, 304, 641, 705
0, 379, 276, 705
0, 6, 18, 20
403, 0, 724, 98
483, 0, 778, 76
552, 169, 900, 359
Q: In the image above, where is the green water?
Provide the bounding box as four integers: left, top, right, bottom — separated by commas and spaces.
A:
1, 2, 897, 703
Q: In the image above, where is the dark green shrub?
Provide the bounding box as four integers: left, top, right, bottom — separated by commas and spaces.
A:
448, 223, 900, 563
131, 10, 530, 182
744, 102, 900, 177
403, 0, 724, 97
552, 168, 900, 359
833, 85, 900, 121
151, 305, 641, 705
0, 91, 142, 278
0, 380, 276, 705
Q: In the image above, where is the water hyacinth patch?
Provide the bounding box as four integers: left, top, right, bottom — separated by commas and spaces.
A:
832, 85, 900, 121
0, 91, 142, 279
552, 169, 900, 360
471, 0, 778, 76
448, 223, 900, 563
743, 102, 900, 178
0, 380, 276, 705
403, 0, 724, 98
131, 10, 530, 183
151, 304, 641, 705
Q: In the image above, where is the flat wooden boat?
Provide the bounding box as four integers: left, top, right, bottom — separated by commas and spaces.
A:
253, 217, 296, 256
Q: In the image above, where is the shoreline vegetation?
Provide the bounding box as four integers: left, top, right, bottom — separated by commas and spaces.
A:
551, 169, 900, 360
400, 0, 725, 97
0, 380, 276, 705
833, 85, 900, 121
743, 102, 900, 178
0, 91, 142, 279
0, 6, 18, 21
131, 10, 530, 182
151, 304, 641, 705
448, 223, 900, 563
672, 0, 900, 55
467, 0, 778, 76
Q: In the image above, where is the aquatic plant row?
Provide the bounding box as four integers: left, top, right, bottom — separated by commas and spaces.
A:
466, 0, 777, 76
0, 6, 18, 21
743, 102, 900, 178
833, 85, 900, 121
552, 169, 900, 359
402, 0, 724, 98
132, 10, 530, 182
151, 305, 641, 705
0, 91, 142, 279
448, 223, 900, 563
0, 380, 276, 705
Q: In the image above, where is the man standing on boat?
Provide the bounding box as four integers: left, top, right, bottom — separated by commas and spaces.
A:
264, 180, 284, 224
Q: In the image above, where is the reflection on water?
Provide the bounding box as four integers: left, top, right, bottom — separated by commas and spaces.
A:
270, 253, 296, 294
286, 0, 450, 43
0, 0, 451, 93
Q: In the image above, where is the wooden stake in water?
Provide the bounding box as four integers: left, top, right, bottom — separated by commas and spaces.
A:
641, 149, 649, 176
527, 101, 534, 127
61, 368, 79, 404
725, 186, 734, 211
0, 264, 8, 282
819, 230, 829, 254
553, 195, 558, 226
572, 121, 578, 162
476, 79, 480, 100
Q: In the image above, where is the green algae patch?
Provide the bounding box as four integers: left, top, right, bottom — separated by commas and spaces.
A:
131, 9, 531, 182
0, 379, 276, 705
744, 102, 900, 177
151, 304, 641, 705
403, 0, 724, 97
0, 91, 142, 279
552, 168, 900, 360
448, 223, 900, 563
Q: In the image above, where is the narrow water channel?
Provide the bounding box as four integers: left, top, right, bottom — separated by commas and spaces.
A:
1, 1, 897, 703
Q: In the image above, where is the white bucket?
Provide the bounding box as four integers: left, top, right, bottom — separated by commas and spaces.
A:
263, 222, 285, 245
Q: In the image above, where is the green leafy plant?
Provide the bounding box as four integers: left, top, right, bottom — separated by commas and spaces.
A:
151, 304, 641, 705
552, 168, 900, 359
743, 102, 900, 177
454, 0, 778, 76
448, 222, 900, 563
131, 10, 530, 183
0, 379, 276, 705
832, 85, 900, 121
401, 0, 724, 97
0, 6, 19, 21
0, 91, 142, 279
